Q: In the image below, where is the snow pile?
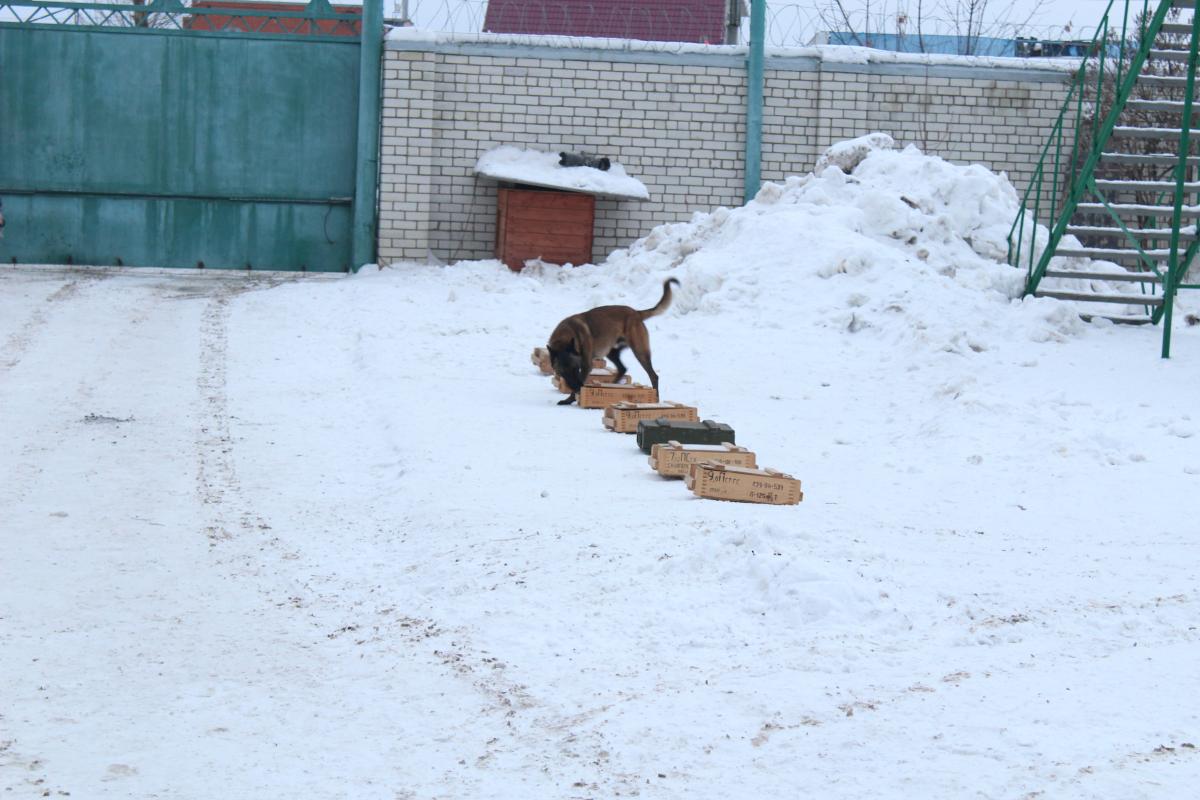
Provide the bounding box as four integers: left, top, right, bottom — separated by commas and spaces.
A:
814, 131, 898, 173
564, 140, 1087, 354
475, 145, 650, 200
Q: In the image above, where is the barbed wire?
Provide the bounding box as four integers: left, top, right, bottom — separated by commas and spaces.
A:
3, 0, 361, 34
398, 0, 1098, 49
4, 0, 1098, 50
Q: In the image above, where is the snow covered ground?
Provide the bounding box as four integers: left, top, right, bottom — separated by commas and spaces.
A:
2, 143, 1198, 799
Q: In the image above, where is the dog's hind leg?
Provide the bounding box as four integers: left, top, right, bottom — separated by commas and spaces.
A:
631, 347, 659, 392
557, 392, 577, 406
608, 347, 627, 383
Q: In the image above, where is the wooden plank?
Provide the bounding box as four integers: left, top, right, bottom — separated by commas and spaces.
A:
508, 203, 595, 218
508, 202, 594, 219
686, 463, 803, 505
496, 187, 595, 271
531, 346, 552, 374
578, 383, 658, 409
507, 232, 592, 248
649, 441, 756, 478
602, 402, 699, 433
553, 368, 629, 394
506, 241, 591, 256
508, 220, 593, 234
504, 218, 595, 235
495, 189, 509, 262
502, 189, 596, 210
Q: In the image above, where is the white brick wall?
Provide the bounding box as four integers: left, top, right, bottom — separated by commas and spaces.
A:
378, 43, 1070, 265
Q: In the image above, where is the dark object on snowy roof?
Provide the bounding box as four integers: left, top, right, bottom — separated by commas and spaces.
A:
559, 152, 611, 171
483, 0, 729, 45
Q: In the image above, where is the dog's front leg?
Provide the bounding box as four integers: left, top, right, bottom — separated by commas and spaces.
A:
557, 392, 577, 406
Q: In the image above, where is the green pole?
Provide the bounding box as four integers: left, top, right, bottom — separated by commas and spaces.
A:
352, 0, 383, 271
1163, 5, 1200, 358
743, 0, 765, 204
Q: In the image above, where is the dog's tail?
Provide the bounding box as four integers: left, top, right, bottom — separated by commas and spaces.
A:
638, 278, 679, 320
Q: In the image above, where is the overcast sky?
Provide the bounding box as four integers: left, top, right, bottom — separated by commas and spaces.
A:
951, 0, 1122, 34
801, 0, 1130, 39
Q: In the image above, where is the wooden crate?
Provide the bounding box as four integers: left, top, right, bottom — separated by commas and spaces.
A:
686, 463, 803, 505
552, 368, 629, 394
496, 187, 594, 271
603, 402, 699, 433
587, 368, 629, 385
531, 347, 553, 375
636, 418, 735, 454
578, 382, 658, 408
649, 441, 756, 478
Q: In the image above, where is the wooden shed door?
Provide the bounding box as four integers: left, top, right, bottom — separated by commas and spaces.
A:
496, 187, 595, 270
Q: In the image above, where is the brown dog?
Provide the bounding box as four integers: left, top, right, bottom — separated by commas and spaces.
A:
546, 278, 678, 406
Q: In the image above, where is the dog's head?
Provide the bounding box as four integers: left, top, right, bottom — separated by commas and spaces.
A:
548, 344, 586, 392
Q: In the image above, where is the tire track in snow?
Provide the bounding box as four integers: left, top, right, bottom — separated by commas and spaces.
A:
321, 596, 637, 794
332, 344, 645, 792
192, 279, 634, 793
0, 271, 129, 514
0, 271, 109, 372
0, 271, 169, 798
195, 284, 275, 549
295, 532, 634, 787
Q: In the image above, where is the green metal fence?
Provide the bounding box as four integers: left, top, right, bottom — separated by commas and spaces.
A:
0, 0, 379, 271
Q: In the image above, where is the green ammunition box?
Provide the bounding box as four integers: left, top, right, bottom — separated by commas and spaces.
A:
636, 418, 735, 454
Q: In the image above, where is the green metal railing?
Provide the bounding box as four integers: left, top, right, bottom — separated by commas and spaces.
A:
1008, 0, 1164, 284
1162, 6, 1200, 354
1007, 0, 1199, 356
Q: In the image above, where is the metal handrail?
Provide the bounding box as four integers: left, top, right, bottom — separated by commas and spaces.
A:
1006, 0, 1170, 287
1161, 7, 1200, 354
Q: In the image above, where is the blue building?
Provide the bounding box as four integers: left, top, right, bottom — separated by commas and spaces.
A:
815, 31, 1094, 58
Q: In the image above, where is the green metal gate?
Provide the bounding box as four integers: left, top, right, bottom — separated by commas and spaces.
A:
0, 0, 380, 272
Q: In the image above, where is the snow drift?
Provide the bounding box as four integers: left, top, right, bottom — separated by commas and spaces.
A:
509, 136, 1098, 355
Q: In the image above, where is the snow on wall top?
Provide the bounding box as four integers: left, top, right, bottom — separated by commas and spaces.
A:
387, 27, 1079, 72
474, 146, 651, 200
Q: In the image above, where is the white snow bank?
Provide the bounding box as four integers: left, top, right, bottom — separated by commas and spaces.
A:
545, 140, 1092, 354
475, 145, 650, 200
457, 137, 1158, 346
